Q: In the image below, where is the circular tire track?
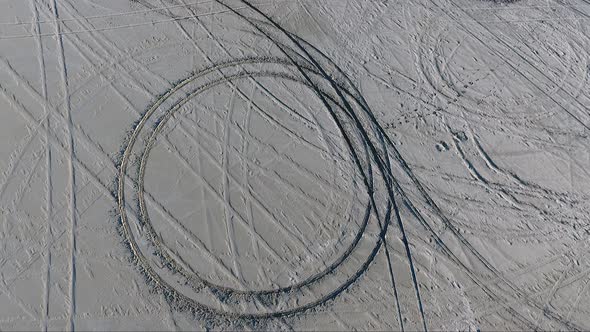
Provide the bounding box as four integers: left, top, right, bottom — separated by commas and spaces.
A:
116, 57, 396, 320
117, 0, 428, 328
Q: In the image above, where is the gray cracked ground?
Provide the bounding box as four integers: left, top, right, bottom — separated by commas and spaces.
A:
1, 0, 590, 330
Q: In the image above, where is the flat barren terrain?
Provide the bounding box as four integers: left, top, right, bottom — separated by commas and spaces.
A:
1, 0, 590, 330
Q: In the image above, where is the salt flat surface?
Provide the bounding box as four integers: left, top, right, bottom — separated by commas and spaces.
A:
1, 0, 590, 330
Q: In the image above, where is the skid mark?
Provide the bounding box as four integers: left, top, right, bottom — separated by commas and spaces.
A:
48, 1, 78, 330
26, 1, 53, 330
221, 86, 244, 282
240, 83, 268, 284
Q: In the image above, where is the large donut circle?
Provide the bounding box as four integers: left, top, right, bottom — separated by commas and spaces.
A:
116, 56, 395, 319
